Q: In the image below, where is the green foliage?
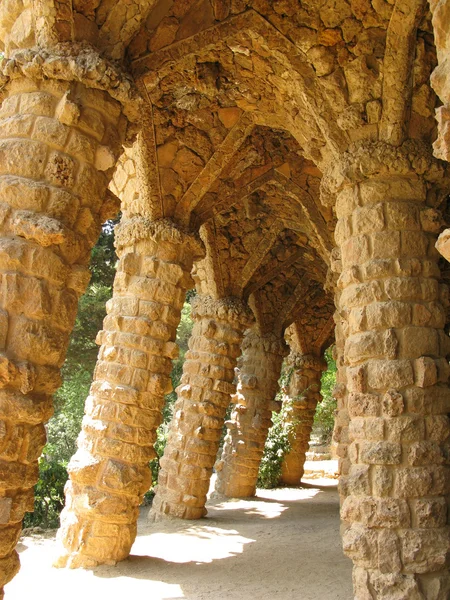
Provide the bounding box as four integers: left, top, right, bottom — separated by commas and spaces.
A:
65, 220, 117, 370
144, 422, 170, 504
313, 347, 337, 444
46, 369, 92, 464
257, 407, 293, 489
23, 460, 68, 529
257, 347, 337, 489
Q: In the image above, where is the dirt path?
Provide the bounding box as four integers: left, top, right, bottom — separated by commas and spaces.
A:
7, 474, 352, 600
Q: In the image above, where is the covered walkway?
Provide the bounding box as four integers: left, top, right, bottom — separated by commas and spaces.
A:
8, 476, 351, 600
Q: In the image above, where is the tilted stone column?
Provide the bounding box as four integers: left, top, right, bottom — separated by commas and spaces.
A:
0, 73, 127, 592
279, 353, 327, 486
215, 330, 288, 498
327, 140, 450, 599
331, 325, 351, 495
151, 295, 253, 520
56, 218, 203, 568
430, 0, 450, 286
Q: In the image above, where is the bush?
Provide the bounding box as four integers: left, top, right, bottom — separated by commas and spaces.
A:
257, 347, 337, 489
143, 422, 170, 504
312, 347, 337, 444
23, 460, 68, 529
257, 408, 296, 489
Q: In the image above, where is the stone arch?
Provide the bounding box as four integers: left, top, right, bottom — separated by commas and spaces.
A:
0, 1, 448, 598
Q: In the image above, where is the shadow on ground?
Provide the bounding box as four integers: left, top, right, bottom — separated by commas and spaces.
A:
8, 483, 352, 600
92, 484, 352, 600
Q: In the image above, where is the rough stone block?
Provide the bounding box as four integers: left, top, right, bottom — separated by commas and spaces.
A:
342, 524, 378, 568
352, 204, 385, 236
347, 465, 371, 496
401, 528, 448, 574
408, 441, 443, 467
359, 441, 401, 465
336, 186, 359, 219
394, 468, 433, 498
414, 498, 447, 528
414, 357, 438, 387
366, 359, 414, 390
425, 415, 450, 443
377, 530, 402, 574
19, 91, 56, 117
385, 202, 419, 231
341, 235, 370, 268
348, 392, 380, 417
400, 327, 439, 360
382, 389, 404, 417
400, 231, 429, 258
384, 416, 425, 443
384, 277, 423, 302
365, 301, 411, 330
371, 231, 401, 260
372, 466, 393, 497
345, 331, 386, 365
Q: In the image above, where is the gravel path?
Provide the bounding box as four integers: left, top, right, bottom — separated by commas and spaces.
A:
7, 471, 352, 600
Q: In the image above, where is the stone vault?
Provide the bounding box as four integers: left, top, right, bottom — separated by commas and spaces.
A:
0, 1, 449, 598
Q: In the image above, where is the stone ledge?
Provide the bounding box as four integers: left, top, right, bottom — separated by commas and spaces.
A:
114, 216, 204, 260
0, 43, 142, 126
191, 295, 254, 329
321, 139, 450, 205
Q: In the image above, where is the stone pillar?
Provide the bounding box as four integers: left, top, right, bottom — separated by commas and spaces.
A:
0, 77, 126, 594
429, 0, 450, 163
279, 353, 327, 486
150, 295, 253, 520
56, 218, 203, 568
215, 330, 288, 498
328, 141, 450, 599
430, 0, 450, 270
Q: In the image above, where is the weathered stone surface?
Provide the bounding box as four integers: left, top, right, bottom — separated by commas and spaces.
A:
280, 352, 327, 486
215, 329, 288, 498
150, 295, 253, 520
0, 74, 126, 595
0, 1, 449, 597
332, 141, 450, 599
56, 218, 203, 568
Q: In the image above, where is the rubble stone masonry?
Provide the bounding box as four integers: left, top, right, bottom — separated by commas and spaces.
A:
215, 329, 288, 498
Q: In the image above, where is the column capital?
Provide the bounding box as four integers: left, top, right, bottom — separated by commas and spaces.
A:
0, 43, 142, 126
320, 139, 449, 206
241, 330, 289, 358
114, 217, 205, 260
191, 295, 254, 330
288, 352, 327, 373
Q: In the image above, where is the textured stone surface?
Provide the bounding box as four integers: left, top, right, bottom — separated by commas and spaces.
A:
55, 218, 203, 568
430, 0, 450, 162
280, 353, 327, 486
331, 140, 450, 598
0, 1, 449, 597
0, 76, 125, 594
215, 329, 288, 498
150, 295, 254, 520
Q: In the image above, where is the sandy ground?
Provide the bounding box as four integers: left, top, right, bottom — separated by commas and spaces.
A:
7, 462, 352, 600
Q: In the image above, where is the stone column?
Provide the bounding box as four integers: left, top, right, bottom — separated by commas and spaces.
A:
328, 141, 450, 599
56, 218, 203, 568
150, 295, 253, 520
215, 330, 288, 498
279, 353, 327, 486
0, 76, 126, 593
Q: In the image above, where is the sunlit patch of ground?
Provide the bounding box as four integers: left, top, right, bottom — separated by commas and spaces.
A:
8, 463, 351, 600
